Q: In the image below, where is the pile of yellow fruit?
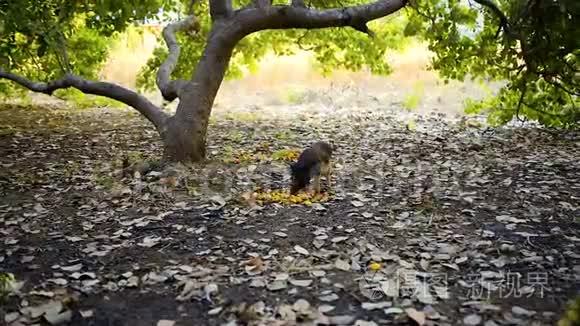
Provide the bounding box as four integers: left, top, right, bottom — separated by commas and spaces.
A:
271, 148, 300, 162
223, 151, 253, 164
223, 148, 300, 164
253, 188, 329, 206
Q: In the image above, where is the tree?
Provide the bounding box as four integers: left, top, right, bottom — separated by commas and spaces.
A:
405, 0, 579, 128
0, 0, 578, 163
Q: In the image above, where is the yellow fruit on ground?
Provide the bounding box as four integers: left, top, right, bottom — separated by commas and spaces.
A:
250, 188, 330, 205
369, 262, 381, 271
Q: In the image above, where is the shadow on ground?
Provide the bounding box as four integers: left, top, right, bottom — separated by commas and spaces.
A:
0, 102, 578, 325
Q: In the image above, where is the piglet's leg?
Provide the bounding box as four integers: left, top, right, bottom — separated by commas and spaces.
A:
312, 174, 321, 193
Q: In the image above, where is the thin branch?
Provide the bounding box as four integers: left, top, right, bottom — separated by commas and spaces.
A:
547, 79, 580, 97
157, 15, 200, 101
297, 31, 315, 50
0, 70, 168, 130
52, 46, 67, 74
57, 32, 72, 73
515, 85, 527, 123
234, 0, 408, 37
55, 7, 72, 73
521, 99, 574, 119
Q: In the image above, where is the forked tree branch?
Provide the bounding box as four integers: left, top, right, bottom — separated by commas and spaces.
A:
210, 0, 233, 20
472, 0, 519, 39
157, 15, 200, 101
0, 70, 168, 130
234, 0, 408, 36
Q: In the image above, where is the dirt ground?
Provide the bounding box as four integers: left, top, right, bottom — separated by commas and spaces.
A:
0, 85, 579, 326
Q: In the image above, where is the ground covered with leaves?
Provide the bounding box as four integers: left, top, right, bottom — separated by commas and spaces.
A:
0, 100, 579, 326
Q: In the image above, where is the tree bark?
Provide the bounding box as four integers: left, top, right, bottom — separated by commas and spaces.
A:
162, 112, 208, 162
161, 23, 241, 162
0, 71, 168, 132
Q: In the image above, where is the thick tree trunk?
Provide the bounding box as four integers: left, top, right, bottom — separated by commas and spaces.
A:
160, 81, 214, 162
161, 23, 240, 163
162, 113, 208, 162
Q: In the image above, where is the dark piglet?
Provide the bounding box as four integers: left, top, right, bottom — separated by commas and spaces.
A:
289, 141, 333, 195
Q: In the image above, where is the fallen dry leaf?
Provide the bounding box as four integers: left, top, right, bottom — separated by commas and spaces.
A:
405, 308, 426, 325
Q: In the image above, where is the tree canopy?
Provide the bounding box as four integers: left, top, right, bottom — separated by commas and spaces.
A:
0, 0, 578, 129
406, 0, 579, 128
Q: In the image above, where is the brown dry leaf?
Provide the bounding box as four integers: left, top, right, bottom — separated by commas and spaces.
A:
278, 304, 297, 321
328, 315, 356, 325
244, 256, 266, 274
138, 236, 162, 248
267, 280, 288, 291
44, 309, 73, 325
318, 305, 335, 313
292, 299, 311, 314
289, 279, 313, 287
319, 293, 339, 302
331, 236, 348, 243
334, 259, 351, 271
159, 176, 178, 188
361, 302, 392, 310
79, 310, 94, 318
384, 307, 404, 315
60, 263, 83, 272
463, 314, 482, 325
294, 245, 310, 255
208, 307, 223, 315
351, 200, 364, 207
176, 280, 203, 301
241, 191, 259, 208
405, 308, 426, 325
354, 321, 378, 326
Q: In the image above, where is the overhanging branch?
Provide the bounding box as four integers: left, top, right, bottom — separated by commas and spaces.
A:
234, 0, 407, 36
472, 0, 540, 73
157, 15, 200, 101
472, 0, 519, 39
0, 70, 168, 130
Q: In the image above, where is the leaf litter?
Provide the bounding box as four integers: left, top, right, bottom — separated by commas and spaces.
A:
0, 102, 578, 325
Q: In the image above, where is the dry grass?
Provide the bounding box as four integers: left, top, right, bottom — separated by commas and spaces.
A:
100, 28, 159, 89
60, 29, 499, 117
